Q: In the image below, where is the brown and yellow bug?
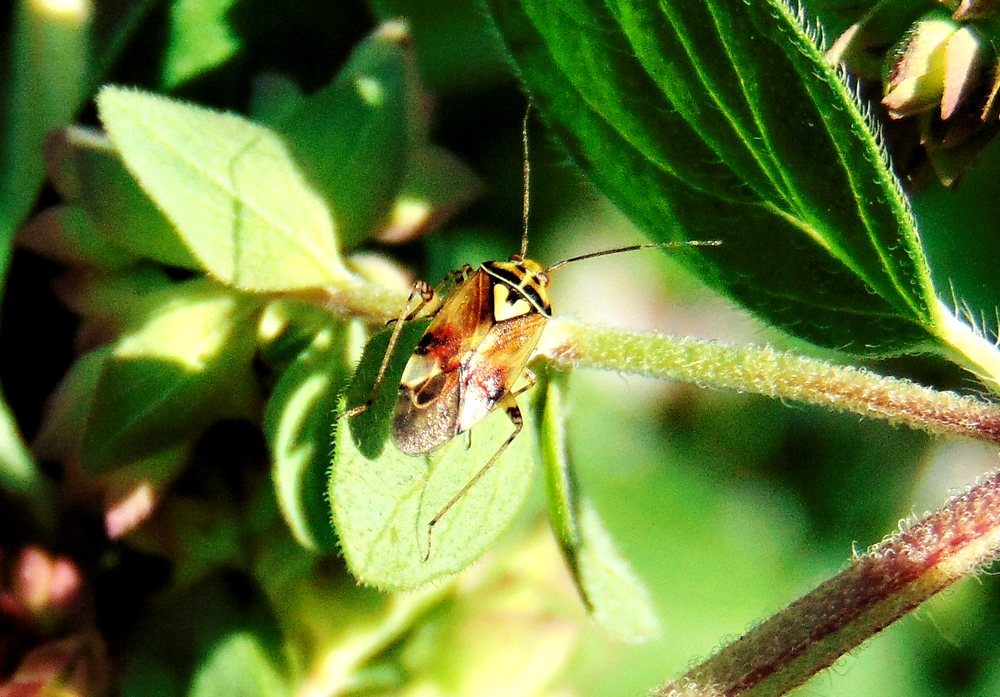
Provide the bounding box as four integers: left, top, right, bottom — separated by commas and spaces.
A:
343, 110, 718, 557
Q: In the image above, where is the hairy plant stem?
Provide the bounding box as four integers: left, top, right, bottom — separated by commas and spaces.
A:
544, 317, 1000, 444
653, 470, 1000, 696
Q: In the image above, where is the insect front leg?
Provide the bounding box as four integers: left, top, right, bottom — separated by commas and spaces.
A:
341, 266, 473, 421
423, 393, 526, 561
340, 280, 434, 420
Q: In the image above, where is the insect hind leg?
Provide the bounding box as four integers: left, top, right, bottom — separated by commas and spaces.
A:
423, 397, 524, 561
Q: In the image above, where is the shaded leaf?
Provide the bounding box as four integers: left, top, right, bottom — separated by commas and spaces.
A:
538, 372, 660, 642
273, 21, 416, 248
44, 127, 199, 269
103, 444, 191, 539
34, 347, 111, 463
18, 205, 136, 270
264, 320, 365, 552
122, 574, 288, 697
378, 146, 484, 243
82, 280, 260, 473
342, 319, 431, 459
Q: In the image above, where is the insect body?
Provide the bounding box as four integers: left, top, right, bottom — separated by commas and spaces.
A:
392, 257, 550, 458
341, 108, 719, 557
346, 241, 716, 558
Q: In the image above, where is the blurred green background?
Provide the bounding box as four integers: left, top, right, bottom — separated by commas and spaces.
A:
2, 0, 1000, 695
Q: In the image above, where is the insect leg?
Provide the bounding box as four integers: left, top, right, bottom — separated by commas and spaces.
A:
340, 280, 433, 420
424, 396, 525, 561
341, 266, 473, 420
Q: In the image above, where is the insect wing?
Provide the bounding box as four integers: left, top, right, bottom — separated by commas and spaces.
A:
393, 369, 461, 455
458, 311, 547, 432
392, 270, 494, 455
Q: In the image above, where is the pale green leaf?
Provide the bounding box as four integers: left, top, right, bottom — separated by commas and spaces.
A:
538, 373, 660, 642
97, 86, 349, 291
331, 401, 536, 590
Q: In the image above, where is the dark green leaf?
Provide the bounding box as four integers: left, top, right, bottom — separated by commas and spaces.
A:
272, 22, 415, 248
341, 319, 431, 459
122, 574, 288, 697
487, 0, 940, 354
18, 205, 136, 270
44, 127, 199, 269
34, 347, 111, 463
370, 0, 510, 91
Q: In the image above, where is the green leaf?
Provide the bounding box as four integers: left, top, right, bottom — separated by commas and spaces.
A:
487, 0, 940, 355
82, 279, 260, 473
331, 394, 537, 590
379, 146, 483, 243
272, 21, 415, 248
97, 86, 350, 291
162, 0, 243, 89
538, 372, 660, 642
18, 205, 136, 270
122, 575, 288, 697
1, 0, 93, 235
370, 0, 510, 92
0, 0, 95, 518
264, 319, 365, 553
34, 346, 112, 463
44, 127, 200, 269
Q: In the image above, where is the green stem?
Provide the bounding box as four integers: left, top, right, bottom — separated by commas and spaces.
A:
930, 298, 1000, 394
545, 317, 1000, 445
653, 469, 1000, 696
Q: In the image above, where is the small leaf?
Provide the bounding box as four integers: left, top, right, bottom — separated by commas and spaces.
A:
18, 205, 135, 270
44, 127, 200, 269
331, 396, 536, 589
378, 146, 484, 243
97, 86, 350, 291
162, 0, 243, 89
538, 372, 660, 642
264, 320, 365, 552
103, 444, 191, 539
1, 0, 93, 232
122, 575, 288, 697
273, 21, 415, 248
487, 0, 940, 355
34, 347, 111, 463
82, 280, 260, 473
369, 0, 510, 91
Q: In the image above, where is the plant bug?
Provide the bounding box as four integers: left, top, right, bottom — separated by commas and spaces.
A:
342, 108, 719, 559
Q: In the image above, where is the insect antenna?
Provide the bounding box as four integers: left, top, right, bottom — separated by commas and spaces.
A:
546, 239, 721, 273
520, 102, 531, 259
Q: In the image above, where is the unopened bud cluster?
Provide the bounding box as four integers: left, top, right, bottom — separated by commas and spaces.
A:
827, 0, 1000, 185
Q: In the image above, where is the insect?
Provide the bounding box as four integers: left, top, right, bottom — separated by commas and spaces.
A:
342, 108, 719, 558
